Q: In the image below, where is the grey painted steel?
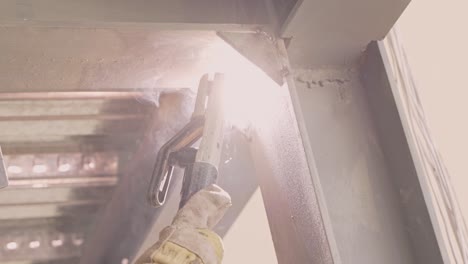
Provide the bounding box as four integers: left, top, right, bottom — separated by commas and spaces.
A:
360, 42, 443, 263
208, 31, 339, 263
247, 45, 336, 263
280, 0, 411, 67
294, 65, 416, 263
0, 28, 224, 92
213, 34, 338, 263
0, 98, 148, 116
0, 0, 268, 28
0, 203, 103, 220
379, 33, 468, 262
0, 119, 146, 138
290, 43, 445, 263
269, 0, 299, 26
0, 186, 114, 205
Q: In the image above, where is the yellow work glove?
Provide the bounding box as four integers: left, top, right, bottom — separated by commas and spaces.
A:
135, 184, 231, 264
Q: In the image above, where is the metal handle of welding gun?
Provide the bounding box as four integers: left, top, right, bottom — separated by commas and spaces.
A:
147, 117, 204, 207
147, 73, 224, 208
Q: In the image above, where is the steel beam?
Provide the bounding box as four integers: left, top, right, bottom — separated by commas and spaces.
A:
0, 186, 114, 205
215, 28, 443, 263
279, 38, 447, 263
378, 32, 468, 262
279, 0, 411, 67
0, 29, 231, 92
0, 0, 268, 29
0, 203, 103, 220
243, 40, 338, 264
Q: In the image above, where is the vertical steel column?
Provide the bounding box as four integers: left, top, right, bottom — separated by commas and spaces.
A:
248, 40, 338, 264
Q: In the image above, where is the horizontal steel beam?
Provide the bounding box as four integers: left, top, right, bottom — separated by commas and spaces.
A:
0, 119, 146, 137
0, 135, 140, 154
0, 0, 268, 30
0, 29, 233, 92
0, 92, 145, 101
281, 0, 411, 67
0, 114, 145, 122
0, 203, 103, 220
0, 186, 114, 205
7, 177, 118, 189
2, 258, 79, 264
0, 98, 149, 118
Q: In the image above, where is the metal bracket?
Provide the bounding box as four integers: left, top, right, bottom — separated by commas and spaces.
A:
217, 31, 285, 86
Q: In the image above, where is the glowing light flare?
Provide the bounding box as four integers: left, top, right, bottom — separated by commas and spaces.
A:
206, 42, 282, 131
222, 75, 274, 129
221, 65, 280, 129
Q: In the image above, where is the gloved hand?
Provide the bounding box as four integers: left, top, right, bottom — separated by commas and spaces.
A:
135, 185, 231, 264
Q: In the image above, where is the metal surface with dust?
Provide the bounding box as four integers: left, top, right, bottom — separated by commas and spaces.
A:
248, 73, 335, 263
361, 41, 442, 264
0, 0, 268, 27
294, 66, 415, 263
281, 0, 411, 67
0, 28, 224, 92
